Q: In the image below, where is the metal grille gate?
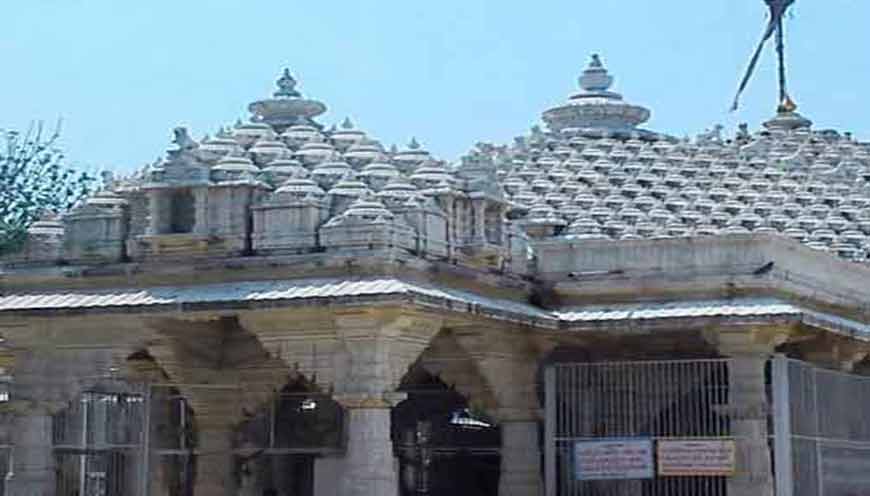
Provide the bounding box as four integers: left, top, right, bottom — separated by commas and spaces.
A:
49, 383, 343, 496
544, 359, 731, 496
772, 356, 870, 496
53, 390, 147, 496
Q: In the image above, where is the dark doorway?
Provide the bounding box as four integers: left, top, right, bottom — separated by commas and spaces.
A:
235, 378, 344, 496
169, 189, 196, 234
393, 367, 500, 496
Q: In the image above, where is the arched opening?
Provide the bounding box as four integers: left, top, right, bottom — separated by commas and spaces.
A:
53, 383, 146, 496
393, 365, 501, 496
234, 377, 344, 496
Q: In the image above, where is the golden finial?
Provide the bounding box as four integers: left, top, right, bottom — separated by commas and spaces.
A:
777, 95, 798, 114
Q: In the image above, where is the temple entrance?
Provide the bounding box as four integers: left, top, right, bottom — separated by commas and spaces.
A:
544, 359, 731, 496
393, 367, 501, 496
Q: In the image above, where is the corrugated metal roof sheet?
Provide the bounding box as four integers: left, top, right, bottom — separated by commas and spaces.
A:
0, 278, 406, 311
555, 299, 801, 321
1, 278, 868, 337
0, 277, 552, 321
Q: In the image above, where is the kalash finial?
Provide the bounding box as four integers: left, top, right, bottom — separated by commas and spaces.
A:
579, 53, 614, 93
408, 137, 421, 150
589, 53, 603, 68
342, 117, 354, 130
274, 68, 301, 98
778, 94, 798, 114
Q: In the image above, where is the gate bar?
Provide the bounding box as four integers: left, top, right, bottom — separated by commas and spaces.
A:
140, 383, 152, 496
544, 366, 556, 496
772, 354, 794, 496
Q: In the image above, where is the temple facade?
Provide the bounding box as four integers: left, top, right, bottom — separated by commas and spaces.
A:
2, 55, 870, 496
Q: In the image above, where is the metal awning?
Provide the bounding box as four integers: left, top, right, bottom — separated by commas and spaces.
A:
1, 277, 868, 338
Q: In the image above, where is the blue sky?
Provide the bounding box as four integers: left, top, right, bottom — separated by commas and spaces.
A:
2, 0, 867, 173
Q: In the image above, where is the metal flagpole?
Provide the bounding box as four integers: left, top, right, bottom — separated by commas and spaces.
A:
731, 0, 797, 112
776, 13, 789, 106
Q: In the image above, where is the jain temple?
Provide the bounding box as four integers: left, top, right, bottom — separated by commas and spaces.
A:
4, 55, 870, 496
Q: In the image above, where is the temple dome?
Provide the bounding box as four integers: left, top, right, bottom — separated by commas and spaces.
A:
248, 69, 327, 132
542, 55, 663, 140
330, 118, 367, 150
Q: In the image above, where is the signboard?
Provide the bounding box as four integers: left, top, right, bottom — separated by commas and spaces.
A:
657, 440, 736, 477
574, 439, 654, 480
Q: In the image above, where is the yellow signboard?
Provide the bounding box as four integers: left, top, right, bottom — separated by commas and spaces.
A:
657, 440, 736, 477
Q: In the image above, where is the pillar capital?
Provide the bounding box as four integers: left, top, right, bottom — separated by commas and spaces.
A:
333, 311, 443, 397
333, 391, 407, 409
705, 326, 790, 357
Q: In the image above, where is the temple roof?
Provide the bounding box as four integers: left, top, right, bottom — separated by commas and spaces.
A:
69, 58, 870, 266
463, 55, 870, 264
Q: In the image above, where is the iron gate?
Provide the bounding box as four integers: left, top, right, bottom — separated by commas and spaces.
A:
148, 384, 343, 496
53, 389, 147, 496
544, 359, 732, 496
772, 356, 870, 496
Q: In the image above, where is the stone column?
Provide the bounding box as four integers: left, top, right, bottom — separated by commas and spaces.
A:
499, 416, 541, 496
323, 313, 439, 496
193, 188, 209, 235
334, 394, 402, 496
193, 423, 236, 496
5, 409, 55, 496
728, 353, 773, 496
147, 189, 168, 235
471, 198, 487, 244
454, 331, 553, 496
713, 328, 788, 496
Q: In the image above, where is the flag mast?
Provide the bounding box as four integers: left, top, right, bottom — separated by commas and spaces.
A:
732, 0, 797, 112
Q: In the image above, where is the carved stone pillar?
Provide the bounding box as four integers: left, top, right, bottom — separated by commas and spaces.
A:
327, 313, 440, 496
711, 328, 789, 496
333, 394, 404, 496
5, 408, 55, 496
193, 422, 237, 496
193, 187, 209, 235
454, 329, 554, 496
499, 418, 541, 496
471, 198, 487, 244
243, 310, 442, 496
728, 353, 772, 496
147, 189, 168, 235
